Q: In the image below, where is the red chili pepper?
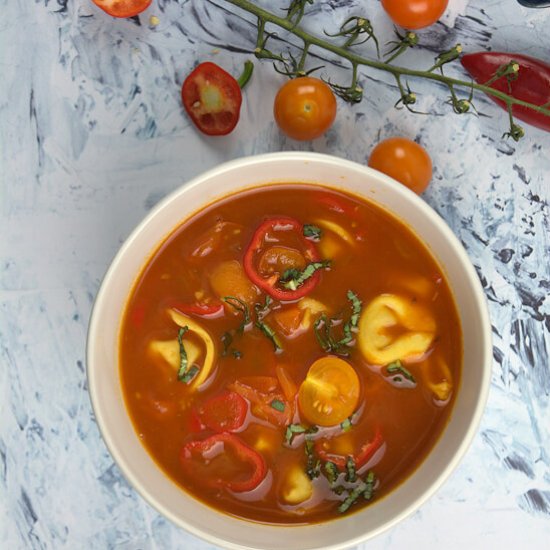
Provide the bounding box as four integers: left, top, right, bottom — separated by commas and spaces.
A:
180, 433, 267, 492
316, 427, 384, 470
181, 62, 242, 136
196, 391, 248, 433
243, 217, 322, 301
92, 0, 151, 18
171, 300, 225, 319
461, 52, 550, 132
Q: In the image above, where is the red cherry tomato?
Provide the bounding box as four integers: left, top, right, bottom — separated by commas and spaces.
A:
92, 0, 151, 18
181, 62, 242, 136
368, 137, 432, 194
274, 77, 337, 141
381, 0, 448, 30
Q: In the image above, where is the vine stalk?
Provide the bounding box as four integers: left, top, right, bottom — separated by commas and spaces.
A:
218, 0, 550, 134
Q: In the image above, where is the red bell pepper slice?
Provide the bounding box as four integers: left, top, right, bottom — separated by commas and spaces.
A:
180, 433, 267, 492
243, 217, 322, 301
196, 391, 248, 433
461, 52, 550, 133
171, 300, 225, 319
316, 427, 384, 470
181, 62, 242, 136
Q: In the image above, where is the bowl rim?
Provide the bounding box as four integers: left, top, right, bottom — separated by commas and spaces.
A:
87, 151, 492, 550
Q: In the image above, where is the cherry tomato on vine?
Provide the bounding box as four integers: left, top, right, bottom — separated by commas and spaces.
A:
92, 0, 151, 18
274, 77, 337, 141
368, 137, 432, 194
381, 0, 448, 30
182, 62, 242, 136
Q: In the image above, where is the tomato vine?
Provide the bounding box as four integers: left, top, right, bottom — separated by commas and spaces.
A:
217, 0, 550, 141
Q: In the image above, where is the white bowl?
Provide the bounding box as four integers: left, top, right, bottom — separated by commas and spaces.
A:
87, 152, 492, 550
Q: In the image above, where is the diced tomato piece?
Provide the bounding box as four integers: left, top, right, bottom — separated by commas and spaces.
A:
197, 391, 248, 432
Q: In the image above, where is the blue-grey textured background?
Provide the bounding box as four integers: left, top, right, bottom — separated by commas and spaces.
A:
1, 1, 549, 548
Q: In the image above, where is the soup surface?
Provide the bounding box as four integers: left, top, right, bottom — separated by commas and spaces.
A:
120, 184, 462, 524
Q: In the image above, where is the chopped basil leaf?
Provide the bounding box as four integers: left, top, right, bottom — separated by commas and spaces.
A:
270, 399, 285, 412
232, 349, 242, 359
285, 423, 307, 445
177, 326, 189, 381
347, 290, 362, 328
386, 360, 416, 383
338, 482, 366, 513
179, 365, 199, 384
305, 439, 321, 479
313, 290, 362, 356
363, 471, 376, 500
255, 320, 282, 352
323, 461, 339, 485
340, 417, 352, 432
223, 296, 250, 335
254, 295, 273, 321
303, 224, 322, 240
280, 260, 331, 291
345, 456, 357, 483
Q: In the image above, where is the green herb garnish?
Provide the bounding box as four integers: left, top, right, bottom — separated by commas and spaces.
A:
386, 360, 416, 383
340, 417, 353, 432
303, 224, 322, 240
177, 326, 189, 381
285, 423, 307, 445
305, 439, 321, 479
323, 461, 339, 485
345, 456, 357, 483
280, 260, 331, 291
313, 290, 362, 356
363, 471, 376, 500
179, 365, 199, 384
255, 320, 282, 352
223, 296, 250, 334
338, 483, 366, 513
254, 295, 273, 321
270, 399, 285, 412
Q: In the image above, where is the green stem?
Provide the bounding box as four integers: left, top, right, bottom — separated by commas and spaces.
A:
237, 60, 255, 88
220, 0, 550, 119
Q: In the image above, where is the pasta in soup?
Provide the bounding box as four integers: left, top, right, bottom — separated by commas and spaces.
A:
119, 184, 461, 524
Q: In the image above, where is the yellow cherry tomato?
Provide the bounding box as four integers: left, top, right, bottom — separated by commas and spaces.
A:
298, 357, 360, 426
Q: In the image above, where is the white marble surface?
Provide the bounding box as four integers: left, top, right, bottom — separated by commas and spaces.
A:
1, 0, 549, 548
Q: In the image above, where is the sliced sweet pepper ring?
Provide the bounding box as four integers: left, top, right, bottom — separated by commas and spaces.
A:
168, 309, 216, 387
358, 294, 436, 365
172, 301, 225, 319
316, 427, 384, 470
179, 433, 267, 492
243, 217, 322, 301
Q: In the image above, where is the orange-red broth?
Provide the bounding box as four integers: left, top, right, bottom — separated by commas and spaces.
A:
120, 184, 461, 524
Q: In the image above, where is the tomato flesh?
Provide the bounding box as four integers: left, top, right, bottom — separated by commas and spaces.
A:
182, 62, 242, 136
368, 137, 432, 194
381, 0, 448, 29
197, 391, 248, 432
92, 0, 151, 18
274, 77, 337, 141
298, 357, 360, 426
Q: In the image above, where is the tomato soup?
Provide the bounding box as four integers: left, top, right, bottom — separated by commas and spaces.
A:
119, 184, 461, 524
